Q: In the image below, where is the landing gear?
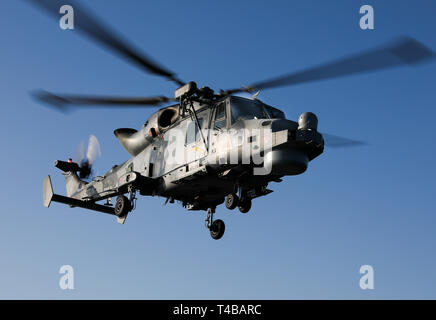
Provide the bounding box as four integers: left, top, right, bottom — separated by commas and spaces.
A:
226, 187, 252, 213
114, 187, 137, 225
210, 219, 225, 240
206, 207, 225, 240
238, 198, 252, 214
114, 195, 131, 217
225, 193, 239, 210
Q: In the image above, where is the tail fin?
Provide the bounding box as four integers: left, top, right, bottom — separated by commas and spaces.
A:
43, 175, 54, 207
63, 171, 85, 197
54, 160, 86, 197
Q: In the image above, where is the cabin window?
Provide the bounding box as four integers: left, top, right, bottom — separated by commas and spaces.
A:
186, 118, 204, 145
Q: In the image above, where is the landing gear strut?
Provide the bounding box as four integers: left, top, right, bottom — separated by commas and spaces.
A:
128, 185, 137, 210
206, 207, 225, 240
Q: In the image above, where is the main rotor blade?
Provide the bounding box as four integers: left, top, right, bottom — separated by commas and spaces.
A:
33, 90, 176, 112
322, 133, 367, 148
29, 0, 184, 86
223, 37, 435, 94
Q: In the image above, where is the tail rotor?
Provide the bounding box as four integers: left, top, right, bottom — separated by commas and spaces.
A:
73, 135, 101, 179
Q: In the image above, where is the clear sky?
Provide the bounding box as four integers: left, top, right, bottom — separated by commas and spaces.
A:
0, 0, 435, 299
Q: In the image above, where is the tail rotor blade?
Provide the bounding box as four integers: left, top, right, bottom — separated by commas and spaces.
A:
73, 140, 85, 163
86, 134, 101, 165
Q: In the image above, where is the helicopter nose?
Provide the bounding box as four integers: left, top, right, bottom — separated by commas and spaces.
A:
265, 112, 322, 175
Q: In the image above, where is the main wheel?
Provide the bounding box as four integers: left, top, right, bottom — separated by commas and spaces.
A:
114, 195, 131, 217
238, 198, 252, 213
225, 193, 239, 210
210, 219, 225, 240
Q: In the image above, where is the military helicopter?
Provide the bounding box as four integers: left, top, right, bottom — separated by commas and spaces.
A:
32, 0, 434, 239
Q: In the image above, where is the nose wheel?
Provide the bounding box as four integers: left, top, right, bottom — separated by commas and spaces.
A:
206, 207, 225, 240
210, 219, 225, 240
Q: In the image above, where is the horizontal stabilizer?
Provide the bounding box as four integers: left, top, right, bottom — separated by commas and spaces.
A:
42, 175, 115, 215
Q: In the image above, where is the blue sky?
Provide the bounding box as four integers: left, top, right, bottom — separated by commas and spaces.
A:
0, 0, 435, 299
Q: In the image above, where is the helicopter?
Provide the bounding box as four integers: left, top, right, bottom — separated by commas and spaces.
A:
32, 0, 434, 239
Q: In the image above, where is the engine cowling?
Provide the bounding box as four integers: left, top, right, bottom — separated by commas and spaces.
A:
114, 128, 150, 157
114, 106, 180, 156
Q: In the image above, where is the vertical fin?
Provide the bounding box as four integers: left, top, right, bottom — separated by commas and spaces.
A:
64, 171, 84, 197
43, 175, 54, 207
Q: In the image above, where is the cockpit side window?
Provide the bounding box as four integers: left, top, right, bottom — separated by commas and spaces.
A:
214, 102, 227, 130
230, 97, 269, 123
265, 105, 285, 119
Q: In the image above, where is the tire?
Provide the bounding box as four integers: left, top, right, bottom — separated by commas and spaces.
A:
238, 198, 252, 214
114, 195, 130, 217
225, 193, 239, 210
210, 219, 225, 240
